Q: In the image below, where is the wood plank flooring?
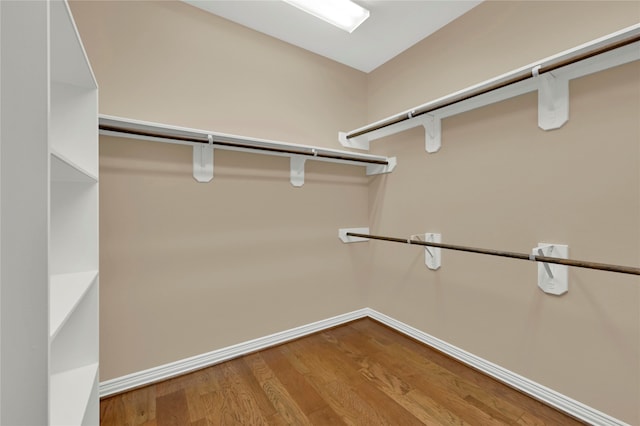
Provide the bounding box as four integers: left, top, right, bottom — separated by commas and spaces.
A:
100, 318, 584, 425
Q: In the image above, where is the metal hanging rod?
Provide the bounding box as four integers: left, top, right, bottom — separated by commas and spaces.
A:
346, 232, 640, 276
99, 115, 397, 186
346, 27, 640, 140
99, 118, 388, 166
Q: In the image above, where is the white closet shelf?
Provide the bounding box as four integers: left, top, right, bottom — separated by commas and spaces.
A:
49, 270, 98, 339
51, 0, 97, 88
340, 23, 640, 152
51, 149, 98, 182
99, 115, 397, 186
50, 363, 99, 426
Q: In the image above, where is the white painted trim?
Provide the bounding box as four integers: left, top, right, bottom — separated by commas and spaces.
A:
98, 309, 369, 398
99, 307, 629, 426
365, 308, 629, 426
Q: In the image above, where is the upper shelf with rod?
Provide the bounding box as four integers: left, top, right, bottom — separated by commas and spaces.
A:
99, 115, 397, 187
339, 24, 640, 153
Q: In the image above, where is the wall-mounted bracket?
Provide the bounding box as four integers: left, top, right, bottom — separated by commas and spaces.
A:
193, 142, 214, 182
423, 233, 441, 270
339, 131, 370, 151
366, 156, 397, 176
290, 156, 306, 187
535, 70, 569, 130
533, 243, 568, 295
339, 227, 370, 243
424, 114, 441, 153
340, 114, 440, 155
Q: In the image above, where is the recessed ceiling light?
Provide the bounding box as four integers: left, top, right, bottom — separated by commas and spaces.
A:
283, 0, 370, 33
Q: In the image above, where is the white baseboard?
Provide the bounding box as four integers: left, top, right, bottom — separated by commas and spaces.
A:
98, 308, 369, 398
365, 309, 628, 426
99, 307, 628, 426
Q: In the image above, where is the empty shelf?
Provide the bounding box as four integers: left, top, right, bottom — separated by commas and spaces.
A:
50, 270, 98, 339
50, 363, 99, 426
51, 150, 98, 183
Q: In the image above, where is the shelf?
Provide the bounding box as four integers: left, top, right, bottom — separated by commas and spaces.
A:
51, 150, 98, 183
50, 82, 98, 178
50, 0, 98, 179
340, 24, 640, 152
50, 0, 96, 88
83, 378, 100, 425
50, 363, 99, 426
50, 282, 98, 375
99, 114, 397, 186
50, 271, 98, 340
50, 179, 98, 275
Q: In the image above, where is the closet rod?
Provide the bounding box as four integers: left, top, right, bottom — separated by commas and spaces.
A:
99, 124, 389, 166
346, 232, 640, 276
346, 32, 640, 140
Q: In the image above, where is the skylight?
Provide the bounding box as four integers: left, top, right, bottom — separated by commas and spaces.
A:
283, 0, 370, 33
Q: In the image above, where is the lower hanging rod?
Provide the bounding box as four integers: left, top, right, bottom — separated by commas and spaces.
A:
346, 232, 640, 276
99, 124, 388, 166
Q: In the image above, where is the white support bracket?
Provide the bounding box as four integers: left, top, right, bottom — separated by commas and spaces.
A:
339, 131, 370, 151
193, 142, 214, 182
290, 156, 306, 187
423, 233, 442, 270
535, 70, 569, 130
338, 227, 370, 243
366, 156, 398, 176
423, 114, 441, 153
533, 243, 568, 295
340, 114, 441, 154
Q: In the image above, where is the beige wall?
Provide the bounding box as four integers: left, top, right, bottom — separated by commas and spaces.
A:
366, 2, 639, 423
71, 0, 640, 423
70, 0, 370, 380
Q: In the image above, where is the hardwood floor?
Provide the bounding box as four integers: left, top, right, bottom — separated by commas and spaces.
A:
100, 318, 584, 425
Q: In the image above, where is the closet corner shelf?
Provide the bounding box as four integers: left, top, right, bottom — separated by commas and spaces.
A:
99, 115, 397, 186
49, 270, 98, 340
51, 149, 98, 183
50, 362, 99, 426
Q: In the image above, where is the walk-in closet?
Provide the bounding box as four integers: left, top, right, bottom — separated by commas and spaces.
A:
1, 1, 638, 424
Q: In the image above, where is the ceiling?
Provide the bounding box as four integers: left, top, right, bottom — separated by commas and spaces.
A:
182, 1, 482, 73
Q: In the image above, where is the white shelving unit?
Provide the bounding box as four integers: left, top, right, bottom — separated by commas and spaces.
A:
0, 1, 99, 424
49, 1, 99, 425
